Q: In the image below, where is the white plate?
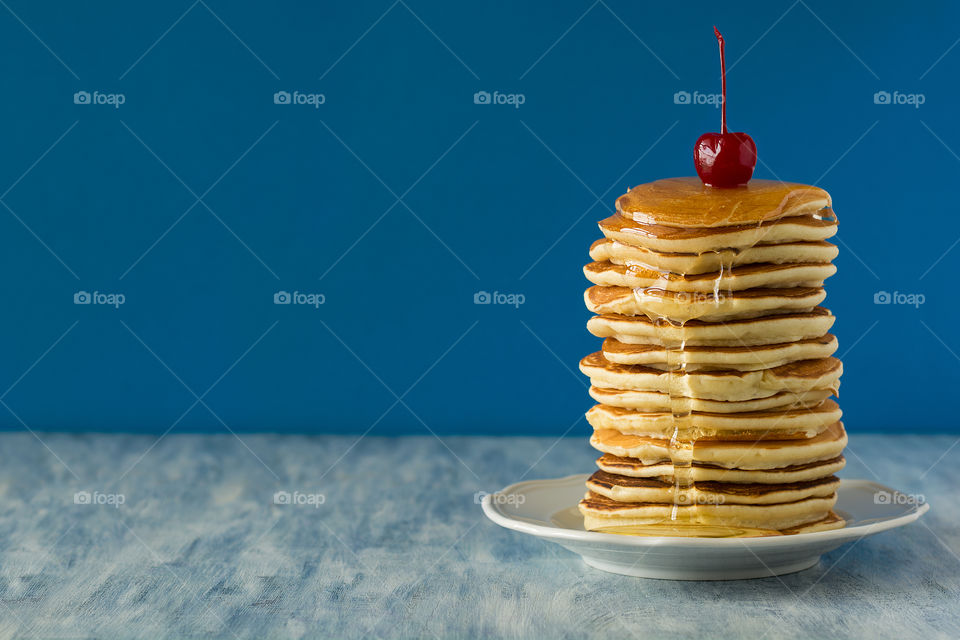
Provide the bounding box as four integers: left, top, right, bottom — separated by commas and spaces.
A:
481, 475, 929, 580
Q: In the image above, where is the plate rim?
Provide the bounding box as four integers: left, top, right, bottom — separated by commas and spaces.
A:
481, 474, 929, 548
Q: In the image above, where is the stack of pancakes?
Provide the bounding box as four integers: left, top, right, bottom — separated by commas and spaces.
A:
577, 177, 847, 536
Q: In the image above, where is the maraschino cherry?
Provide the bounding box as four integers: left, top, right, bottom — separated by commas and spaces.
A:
694, 27, 757, 188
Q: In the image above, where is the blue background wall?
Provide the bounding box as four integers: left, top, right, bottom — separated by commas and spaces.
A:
0, 0, 956, 434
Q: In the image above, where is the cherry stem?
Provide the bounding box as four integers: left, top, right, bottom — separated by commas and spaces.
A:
714, 26, 727, 134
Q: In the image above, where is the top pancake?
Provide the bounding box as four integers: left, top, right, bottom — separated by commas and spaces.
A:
615, 177, 831, 228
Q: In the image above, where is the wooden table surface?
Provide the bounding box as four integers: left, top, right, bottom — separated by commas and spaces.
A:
0, 432, 955, 639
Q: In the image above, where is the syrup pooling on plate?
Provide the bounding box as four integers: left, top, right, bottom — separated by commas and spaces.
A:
595, 523, 783, 538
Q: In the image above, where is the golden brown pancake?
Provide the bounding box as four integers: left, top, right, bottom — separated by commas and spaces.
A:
781, 512, 846, 534
587, 307, 836, 347
587, 308, 836, 347
586, 470, 840, 505
579, 490, 838, 531
580, 352, 842, 401
588, 237, 839, 275
588, 387, 832, 412
614, 177, 831, 228
589, 422, 848, 470
585, 285, 826, 322
595, 453, 846, 484
585, 399, 841, 439
583, 260, 836, 291
599, 212, 838, 253
600, 334, 838, 370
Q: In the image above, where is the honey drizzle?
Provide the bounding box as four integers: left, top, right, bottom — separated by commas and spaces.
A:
632, 245, 743, 536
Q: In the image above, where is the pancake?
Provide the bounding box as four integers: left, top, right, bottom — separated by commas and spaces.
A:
579, 490, 837, 531
596, 453, 846, 484
589, 237, 839, 275
590, 422, 847, 470
601, 334, 839, 370
589, 387, 833, 412
599, 213, 837, 254
614, 178, 831, 228
586, 471, 840, 505
584, 260, 836, 291
781, 511, 846, 534
586, 399, 841, 439
585, 285, 826, 322
587, 308, 836, 347
575, 177, 847, 537
580, 352, 842, 401
583, 511, 845, 536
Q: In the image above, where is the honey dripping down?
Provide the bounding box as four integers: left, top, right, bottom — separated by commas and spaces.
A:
629, 245, 745, 538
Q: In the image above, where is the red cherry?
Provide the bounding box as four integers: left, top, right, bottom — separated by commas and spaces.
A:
695, 132, 756, 187
694, 27, 757, 188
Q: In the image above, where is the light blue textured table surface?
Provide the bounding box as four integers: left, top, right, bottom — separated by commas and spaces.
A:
0, 432, 956, 639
